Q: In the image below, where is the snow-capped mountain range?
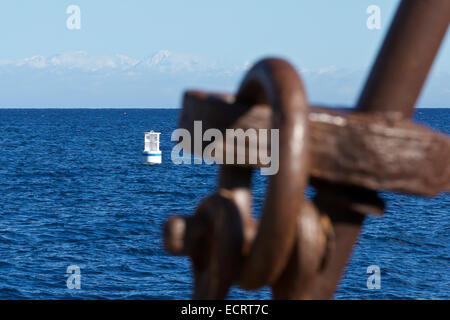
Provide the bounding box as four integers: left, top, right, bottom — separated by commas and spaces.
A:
0, 50, 446, 108
0, 50, 249, 75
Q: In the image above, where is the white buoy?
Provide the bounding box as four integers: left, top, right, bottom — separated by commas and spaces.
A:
143, 131, 162, 164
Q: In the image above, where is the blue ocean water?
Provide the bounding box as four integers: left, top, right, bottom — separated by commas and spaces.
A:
0, 108, 448, 300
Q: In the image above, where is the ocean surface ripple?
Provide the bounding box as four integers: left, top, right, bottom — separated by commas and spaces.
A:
0, 108, 448, 300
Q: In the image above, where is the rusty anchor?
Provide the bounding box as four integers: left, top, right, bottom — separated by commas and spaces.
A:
163, 0, 450, 299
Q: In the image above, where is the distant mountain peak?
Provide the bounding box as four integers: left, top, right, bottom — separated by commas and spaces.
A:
148, 50, 171, 66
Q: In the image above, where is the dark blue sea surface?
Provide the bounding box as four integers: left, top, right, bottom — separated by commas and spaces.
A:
0, 108, 448, 300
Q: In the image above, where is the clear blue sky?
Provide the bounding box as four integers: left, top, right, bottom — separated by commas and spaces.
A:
0, 0, 448, 107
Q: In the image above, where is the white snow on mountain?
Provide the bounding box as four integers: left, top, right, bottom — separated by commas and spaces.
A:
1, 50, 447, 107
1, 50, 249, 76
16, 55, 48, 69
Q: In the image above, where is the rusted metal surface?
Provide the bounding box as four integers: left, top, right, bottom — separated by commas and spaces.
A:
164, 0, 450, 299
179, 92, 450, 196
232, 59, 311, 290
357, 0, 450, 119
309, 0, 450, 300
165, 59, 332, 298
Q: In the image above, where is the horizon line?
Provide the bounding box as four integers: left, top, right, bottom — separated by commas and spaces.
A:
0, 106, 448, 110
